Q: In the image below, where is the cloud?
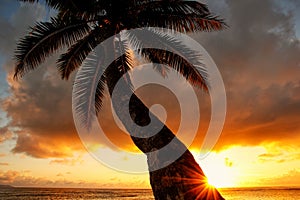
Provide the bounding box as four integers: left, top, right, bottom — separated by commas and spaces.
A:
0, 163, 9, 166
0, 2, 47, 56
259, 153, 282, 159
0, 2, 86, 158
195, 0, 300, 150
0, 170, 148, 188
11, 132, 79, 158
1, 0, 300, 159
0, 170, 78, 187
257, 144, 300, 163
0, 127, 13, 142
224, 157, 233, 167
259, 169, 300, 186
50, 156, 84, 166
0, 170, 20, 183
215, 82, 300, 149
0, 170, 80, 187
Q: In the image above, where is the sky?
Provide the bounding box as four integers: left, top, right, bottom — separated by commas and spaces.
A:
0, 0, 300, 189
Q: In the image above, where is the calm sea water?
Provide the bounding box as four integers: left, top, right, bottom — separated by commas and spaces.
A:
0, 187, 300, 200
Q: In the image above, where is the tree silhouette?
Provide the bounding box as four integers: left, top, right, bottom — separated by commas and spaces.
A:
14, 0, 226, 199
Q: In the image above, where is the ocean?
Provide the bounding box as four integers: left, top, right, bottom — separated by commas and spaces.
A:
0, 187, 300, 199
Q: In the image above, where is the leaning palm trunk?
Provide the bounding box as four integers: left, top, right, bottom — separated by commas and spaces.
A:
106, 65, 224, 200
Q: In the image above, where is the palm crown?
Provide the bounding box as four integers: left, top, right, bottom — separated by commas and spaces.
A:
14, 0, 226, 114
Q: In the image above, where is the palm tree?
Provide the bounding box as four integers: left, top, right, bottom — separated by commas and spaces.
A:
14, 0, 227, 199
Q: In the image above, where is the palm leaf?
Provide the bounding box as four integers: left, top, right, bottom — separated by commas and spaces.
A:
20, 0, 101, 20
125, 28, 208, 89
73, 41, 134, 128
141, 48, 208, 90
95, 74, 107, 115
135, 1, 227, 32
57, 26, 115, 80
72, 48, 105, 129
14, 17, 91, 79
97, 52, 134, 114
19, 0, 88, 10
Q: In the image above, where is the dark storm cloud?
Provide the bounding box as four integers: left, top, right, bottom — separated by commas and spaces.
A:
195, 0, 300, 149
0, 2, 84, 158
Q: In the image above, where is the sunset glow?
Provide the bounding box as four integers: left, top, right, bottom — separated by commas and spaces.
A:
1, 0, 300, 192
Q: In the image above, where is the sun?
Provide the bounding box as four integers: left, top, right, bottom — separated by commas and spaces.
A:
206, 172, 234, 188
191, 150, 237, 188
202, 162, 237, 188
204, 159, 237, 188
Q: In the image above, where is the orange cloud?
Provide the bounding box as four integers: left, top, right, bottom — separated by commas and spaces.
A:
50, 156, 84, 166
259, 169, 300, 186
1, 0, 300, 161
256, 144, 300, 164
0, 170, 20, 183
0, 163, 9, 166
0, 127, 13, 143
0, 169, 148, 188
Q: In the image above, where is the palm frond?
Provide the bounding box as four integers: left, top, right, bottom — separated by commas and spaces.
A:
125, 28, 208, 89
19, 0, 71, 9
134, 0, 210, 15
20, 0, 101, 20
72, 48, 106, 129
137, 13, 226, 32
152, 62, 170, 78
57, 26, 114, 80
99, 38, 134, 113
14, 17, 91, 79
19, 0, 87, 10
59, 2, 109, 21
94, 34, 134, 115
95, 74, 107, 115
105, 40, 135, 93
134, 1, 227, 32
19, 0, 38, 3
142, 48, 208, 90
73, 42, 134, 128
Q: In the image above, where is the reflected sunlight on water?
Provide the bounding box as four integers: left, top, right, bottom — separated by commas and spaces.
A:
0, 187, 300, 199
